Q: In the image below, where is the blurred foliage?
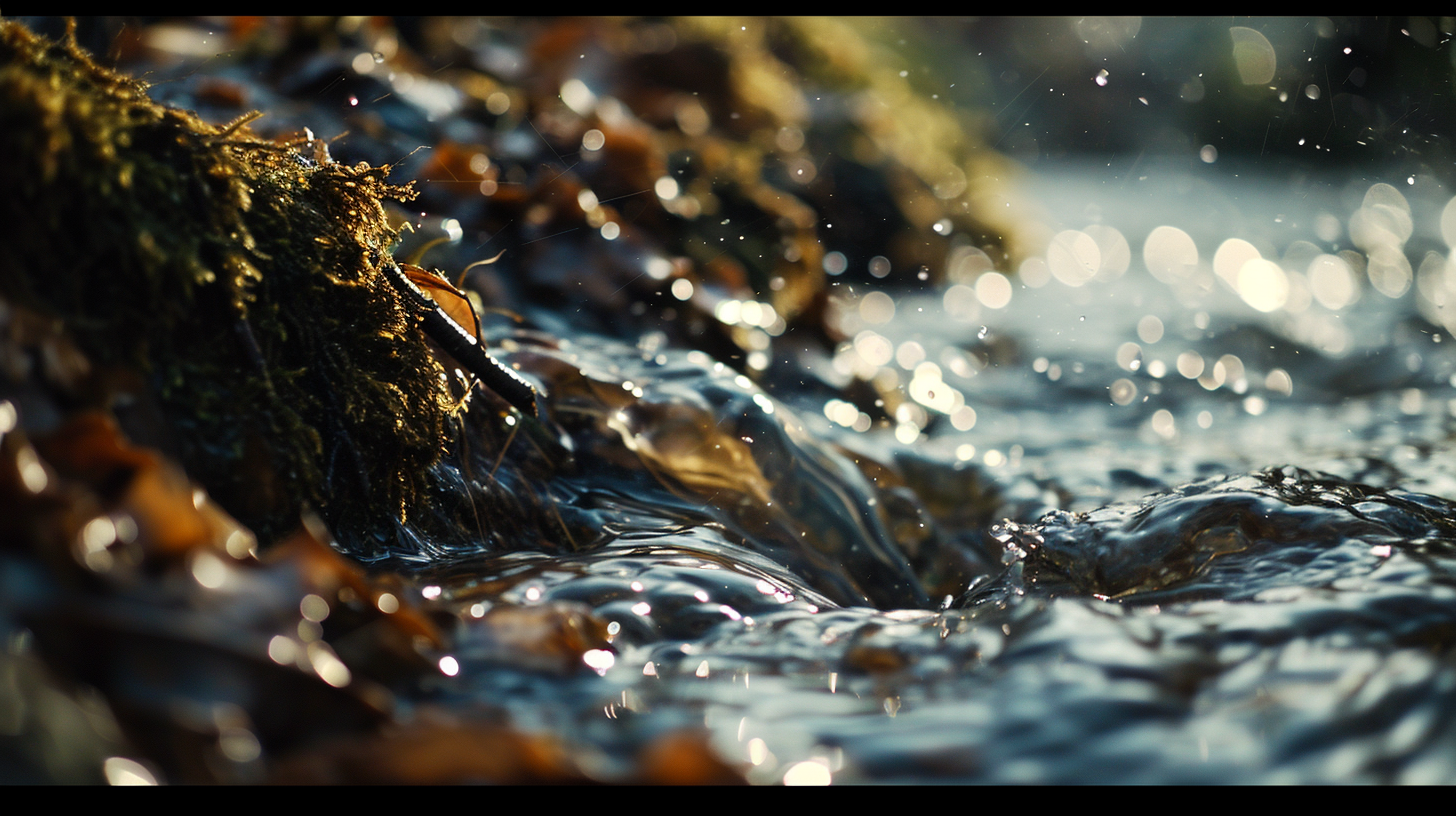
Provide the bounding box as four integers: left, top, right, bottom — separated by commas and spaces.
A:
926, 17, 1456, 181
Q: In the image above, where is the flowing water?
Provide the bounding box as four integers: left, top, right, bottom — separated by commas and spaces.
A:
395, 159, 1456, 783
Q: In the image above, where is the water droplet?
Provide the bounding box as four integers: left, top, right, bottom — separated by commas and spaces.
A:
1110, 378, 1138, 405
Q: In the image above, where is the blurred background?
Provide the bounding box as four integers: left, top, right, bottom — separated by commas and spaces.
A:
39, 16, 1456, 178
924, 17, 1454, 179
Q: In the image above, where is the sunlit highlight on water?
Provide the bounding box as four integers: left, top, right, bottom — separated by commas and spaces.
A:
1019, 256, 1051, 287
895, 422, 920, 445
1084, 225, 1130, 279
1439, 197, 1456, 249
16, 445, 47, 493
896, 341, 925, 370
190, 551, 229, 589
1110, 378, 1137, 406
1151, 409, 1176, 440
853, 331, 894, 369
1265, 368, 1294, 396
1144, 226, 1198, 283
1367, 246, 1412, 299
943, 284, 980, 320
1213, 239, 1260, 289
307, 642, 352, 688
300, 594, 329, 622
583, 650, 614, 676
860, 291, 896, 324
559, 78, 596, 116
219, 727, 261, 763
267, 635, 296, 666
976, 272, 1012, 308
782, 759, 831, 785
1236, 258, 1290, 312
1177, 351, 1204, 380
1116, 342, 1142, 372
1048, 230, 1100, 286
1308, 254, 1358, 310
104, 756, 158, 785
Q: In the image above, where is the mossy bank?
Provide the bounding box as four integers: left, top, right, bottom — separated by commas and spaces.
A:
0, 19, 465, 545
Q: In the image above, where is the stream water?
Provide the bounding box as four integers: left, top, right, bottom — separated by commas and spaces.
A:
407, 160, 1456, 783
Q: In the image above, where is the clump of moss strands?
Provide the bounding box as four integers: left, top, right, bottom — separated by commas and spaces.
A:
0, 19, 467, 544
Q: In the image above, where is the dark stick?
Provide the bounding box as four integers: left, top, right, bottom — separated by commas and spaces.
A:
377, 257, 539, 416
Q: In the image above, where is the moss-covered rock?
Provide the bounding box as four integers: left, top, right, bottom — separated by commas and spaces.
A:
0, 19, 459, 543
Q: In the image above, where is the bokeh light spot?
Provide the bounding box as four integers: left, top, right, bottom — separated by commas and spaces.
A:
1047, 230, 1100, 286
1144, 226, 1198, 283
1230, 26, 1276, 85
976, 272, 1013, 308
1236, 258, 1290, 312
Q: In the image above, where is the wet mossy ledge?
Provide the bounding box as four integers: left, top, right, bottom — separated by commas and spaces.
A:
0, 19, 463, 545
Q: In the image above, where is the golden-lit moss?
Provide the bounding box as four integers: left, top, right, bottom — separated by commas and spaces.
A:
0, 19, 458, 543
675, 16, 1043, 269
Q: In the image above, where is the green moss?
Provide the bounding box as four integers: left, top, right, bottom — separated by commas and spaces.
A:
0, 19, 459, 543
